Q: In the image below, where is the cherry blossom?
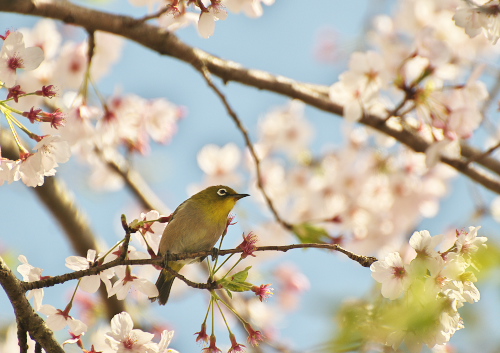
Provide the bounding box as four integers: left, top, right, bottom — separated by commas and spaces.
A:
258, 100, 313, 156
202, 334, 222, 353
237, 232, 258, 258
409, 229, 443, 259
131, 210, 169, 255
251, 284, 274, 302
105, 312, 157, 353
159, 12, 199, 31
198, 5, 228, 39
329, 51, 388, 122
197, 143, 242, 186
103, 318, 179, 353
225, 0, 275, 18
228, 333, 245, 353
455, 226, 487, 258
39, 304, 88, 335
194, 323, 209, 345
0, 31, 44, 87
17, 255, 46, 310
158, 330, 179, 353
368, 227, 486, 351
244, 323, 264, 346
19, 19, 62, 61
0, 158, 18, 186
371, 252, 411, 300
17, 135, 71, 187
454, 1, 500, 44
108, 267, 158, 300
65, 249, 114, 293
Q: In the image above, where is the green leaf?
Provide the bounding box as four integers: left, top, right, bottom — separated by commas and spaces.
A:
219, 279, 253, 292
231, 266, 252, 282
293, 223, 329, 243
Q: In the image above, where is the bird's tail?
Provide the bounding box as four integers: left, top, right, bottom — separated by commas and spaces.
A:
150, 262, 184, 305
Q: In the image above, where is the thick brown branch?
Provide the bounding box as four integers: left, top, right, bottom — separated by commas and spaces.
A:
0, 256, 64, 353
2, 0, 500, 194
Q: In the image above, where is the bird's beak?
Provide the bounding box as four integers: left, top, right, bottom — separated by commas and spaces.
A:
232, 193, 250, 200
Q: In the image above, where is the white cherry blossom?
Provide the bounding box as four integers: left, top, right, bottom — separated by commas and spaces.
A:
454, 1, 500, 44
105, 312, 157, 353
65, 249, 114, 293
371, 252, 411, 300
39, 304, 87, 335
198, 5, 228, 39
225, 0, 275, 18
0, 31, 44, 87
17, 255, 45, 310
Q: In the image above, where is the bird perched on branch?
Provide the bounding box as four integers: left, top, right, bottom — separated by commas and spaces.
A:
150, 185, 249, 305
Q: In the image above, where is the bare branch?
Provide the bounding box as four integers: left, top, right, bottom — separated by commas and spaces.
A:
0, 256, 64, 353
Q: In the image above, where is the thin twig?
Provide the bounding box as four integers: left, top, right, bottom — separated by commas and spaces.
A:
137, 6, 171, 22
465, 140, 500, 166
163, 262, 220, 290
120, 215, 131, 260
199, 65, 293, 231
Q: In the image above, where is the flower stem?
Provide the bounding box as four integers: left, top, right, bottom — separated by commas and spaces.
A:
219, 257, 244, 281
213, 253, 234, 274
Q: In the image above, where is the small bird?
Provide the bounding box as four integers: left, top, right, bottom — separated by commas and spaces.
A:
150, 185, 249, 305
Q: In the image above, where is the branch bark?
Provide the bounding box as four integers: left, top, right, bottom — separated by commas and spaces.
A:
0, 256, 64, 353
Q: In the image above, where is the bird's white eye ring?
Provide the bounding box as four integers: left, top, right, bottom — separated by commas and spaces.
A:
217, 188, 228, 196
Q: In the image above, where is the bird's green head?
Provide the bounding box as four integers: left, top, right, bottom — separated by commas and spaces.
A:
191, 185, 249, 219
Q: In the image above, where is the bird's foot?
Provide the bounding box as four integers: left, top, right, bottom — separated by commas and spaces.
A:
211, 247, 219, 261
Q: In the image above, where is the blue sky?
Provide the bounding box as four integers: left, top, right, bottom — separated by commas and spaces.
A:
1, 1, 499, 352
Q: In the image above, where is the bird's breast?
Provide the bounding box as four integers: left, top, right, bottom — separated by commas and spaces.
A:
159, 202, 228, 255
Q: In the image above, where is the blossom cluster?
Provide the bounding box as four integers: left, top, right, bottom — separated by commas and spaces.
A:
329, 0, 497, 161
0, 30, 71, 187
1, 20, 184, 190
105, 312, 178, 353
368, 226, 486, 352
454, 0, 500, 44
195, 100, 455, 253
129, 0, 274, 38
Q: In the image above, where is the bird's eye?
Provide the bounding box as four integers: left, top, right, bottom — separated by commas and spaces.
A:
217, 188, 228, 196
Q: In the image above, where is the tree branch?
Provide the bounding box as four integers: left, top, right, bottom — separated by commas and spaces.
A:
0, 256, 64, 353
22, 242, 377, 291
